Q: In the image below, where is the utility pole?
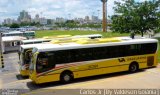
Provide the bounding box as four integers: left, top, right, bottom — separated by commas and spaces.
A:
101, 0, 108, 32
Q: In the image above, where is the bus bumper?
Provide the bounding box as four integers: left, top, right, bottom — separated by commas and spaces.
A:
20, 70, 29, 76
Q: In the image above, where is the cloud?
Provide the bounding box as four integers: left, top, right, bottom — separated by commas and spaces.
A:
0, 9, 7, 13
0, 0, 119, 23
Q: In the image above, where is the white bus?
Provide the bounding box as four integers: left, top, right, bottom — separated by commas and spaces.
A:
21, 39, 51, 45
29, 38, 158, 84
72, 34, 102, 39
2, 31, 35, 38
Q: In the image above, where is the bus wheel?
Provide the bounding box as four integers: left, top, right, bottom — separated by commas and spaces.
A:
129, 62, 139, 73
60, 72, 73, 83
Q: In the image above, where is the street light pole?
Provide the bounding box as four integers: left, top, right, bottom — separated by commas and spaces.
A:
101, 0, 108, 32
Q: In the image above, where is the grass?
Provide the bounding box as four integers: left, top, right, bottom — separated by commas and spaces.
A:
35, 30, 129, 38
35, 30, 160, 63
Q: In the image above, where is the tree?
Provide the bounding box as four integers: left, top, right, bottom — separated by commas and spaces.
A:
55, 22, 66, 28
65, 20, 78, 28
10, 23, 20, 28
20, 22, 31, 26
111, 0, 160, 37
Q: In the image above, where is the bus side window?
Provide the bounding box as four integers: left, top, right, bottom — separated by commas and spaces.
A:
130, 44, 141, 55
141, 43, 157, 54
55, 50, 70, 64
68, 49, 76, 63
47, 53, 56, 68
17, 41, 20, 45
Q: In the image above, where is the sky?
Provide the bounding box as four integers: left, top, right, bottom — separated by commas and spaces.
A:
0, 0, 148, 23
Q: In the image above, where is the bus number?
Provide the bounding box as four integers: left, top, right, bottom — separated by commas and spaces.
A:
88, 64, 98, 70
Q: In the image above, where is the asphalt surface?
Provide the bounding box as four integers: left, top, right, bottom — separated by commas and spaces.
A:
0, 52, 160, 95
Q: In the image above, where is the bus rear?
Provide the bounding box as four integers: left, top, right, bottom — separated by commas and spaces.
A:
19, 47, 32, 76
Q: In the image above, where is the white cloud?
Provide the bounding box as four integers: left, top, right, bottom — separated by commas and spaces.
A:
0, 9, 7, 13
139, 0, 145, 1
0, 0, 119, 23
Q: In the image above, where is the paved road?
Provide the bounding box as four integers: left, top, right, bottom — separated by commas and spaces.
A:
0, 52, 160, 95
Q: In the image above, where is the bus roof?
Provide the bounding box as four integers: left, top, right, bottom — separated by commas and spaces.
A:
21, 43, 53, 49
72, 34, 102, 38
21, 39, 51, 43
20, 43, 54, 52
2, 36, 27, 42
3, 31, 23, 34
23, 31, 35, 33
34, 38, 158, 52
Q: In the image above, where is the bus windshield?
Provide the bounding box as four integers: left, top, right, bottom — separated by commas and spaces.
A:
32, 47, 38, 54
24, 50, 32, 65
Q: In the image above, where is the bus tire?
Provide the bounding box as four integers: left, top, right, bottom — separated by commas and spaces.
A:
60, 71, 73, 83
129, 62, 139, 73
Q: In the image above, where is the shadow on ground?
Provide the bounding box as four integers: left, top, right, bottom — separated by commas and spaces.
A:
16, 74, 29, 80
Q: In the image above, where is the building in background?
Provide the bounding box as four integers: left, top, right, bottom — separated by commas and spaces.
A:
91, 15, 99, 23
3, 18, 16, 25
39, 17, 47, 25
56, 17, 66, 23
34, 14, 40, 23
17, 10, 31, 23
84, 16, 90, 23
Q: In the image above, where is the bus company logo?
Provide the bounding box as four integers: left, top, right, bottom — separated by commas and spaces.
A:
118, 58, 126, 62
127, 56, 146, 61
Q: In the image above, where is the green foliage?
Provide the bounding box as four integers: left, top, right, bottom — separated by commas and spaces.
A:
20, 22, 30, 26
20, 22, 41, 27
3, 24, 10, 27
30, 22, 41, 26
65, 20, 78, 28
55, 20, 102, 29
111, 0, 160, 36
10, 23, 20, 28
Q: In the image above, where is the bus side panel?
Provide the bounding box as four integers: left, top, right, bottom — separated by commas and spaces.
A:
73, 65, 129, 79
154, 53, 158, 66
33, 54, 158, 84
138, 54, 158, 69
36, 74, 60, 84
72, 58, 129, 79
73, 54, 157, 79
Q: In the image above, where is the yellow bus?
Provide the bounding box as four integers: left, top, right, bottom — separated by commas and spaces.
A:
29, 38, 158, 84
19, 34, 102, 77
